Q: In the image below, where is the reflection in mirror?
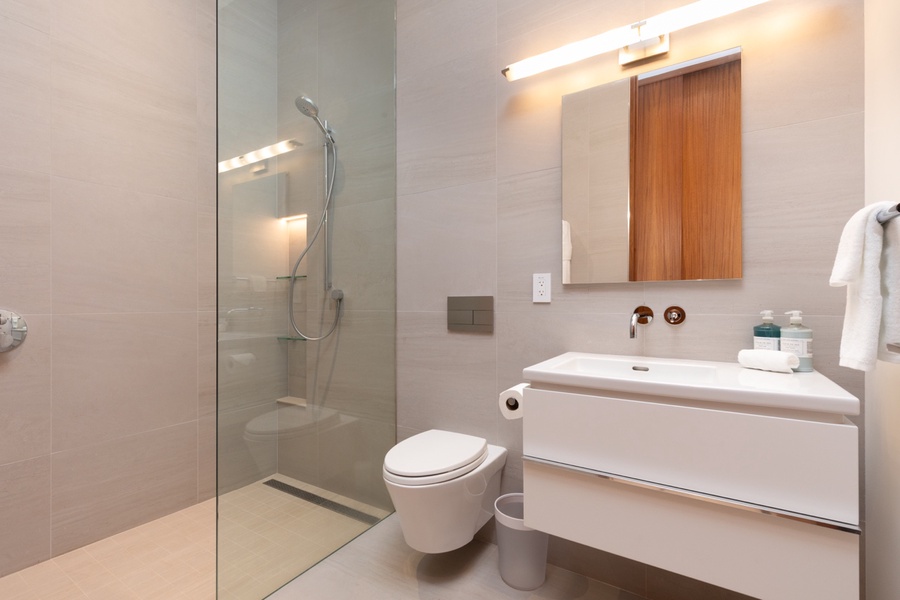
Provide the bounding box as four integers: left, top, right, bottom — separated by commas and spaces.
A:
562, 49, 742, 283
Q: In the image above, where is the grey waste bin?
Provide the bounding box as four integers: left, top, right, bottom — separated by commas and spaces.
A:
494, 493, 549, 590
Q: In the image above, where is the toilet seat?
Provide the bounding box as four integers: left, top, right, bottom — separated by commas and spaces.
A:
383, 430, 488, 486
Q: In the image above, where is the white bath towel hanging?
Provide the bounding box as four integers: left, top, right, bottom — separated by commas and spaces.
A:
830, 201, 898, 370
878, 209, 899, 363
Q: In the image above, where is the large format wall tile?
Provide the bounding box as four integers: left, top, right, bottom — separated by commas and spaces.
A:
397, 46, 497, 196
0, 167, 52, 315
51, 178, 198, 314
0, 315, 51, 466
397, 312, 498, 441
52, 313, 198, 452
0, 14, 51, 174
0, 457, 51, 577
0, 0, 215, 575
397, 180, 497, 313
51, 423, 198, 555
0, 1, 51, 32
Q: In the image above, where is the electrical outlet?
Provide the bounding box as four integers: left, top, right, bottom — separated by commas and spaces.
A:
533, 273, 551, 303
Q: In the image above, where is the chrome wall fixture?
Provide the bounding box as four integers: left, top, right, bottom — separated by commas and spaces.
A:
0, 310, 27, 352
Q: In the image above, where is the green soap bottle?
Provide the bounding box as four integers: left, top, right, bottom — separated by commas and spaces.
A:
781, 310, 813, 372
753, 310, 781, 350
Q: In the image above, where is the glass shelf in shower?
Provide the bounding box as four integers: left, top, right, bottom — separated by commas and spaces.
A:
275, 275, 307, 280
277, 335, 308, 341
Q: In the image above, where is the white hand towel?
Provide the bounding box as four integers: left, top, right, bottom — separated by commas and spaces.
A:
878, 212, 900, 363
738, 349, 799, 374
829, 201, 895, 371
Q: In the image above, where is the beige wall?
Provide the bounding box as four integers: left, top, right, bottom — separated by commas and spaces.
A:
396, 0, 864, 597
864, 0, 900, 598
0, 0, 216, 576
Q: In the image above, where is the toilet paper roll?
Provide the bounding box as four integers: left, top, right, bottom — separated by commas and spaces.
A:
228, 353, 257, 369
499, 383, 529, 420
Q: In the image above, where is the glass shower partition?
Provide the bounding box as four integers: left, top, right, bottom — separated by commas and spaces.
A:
216, 1, 396, 598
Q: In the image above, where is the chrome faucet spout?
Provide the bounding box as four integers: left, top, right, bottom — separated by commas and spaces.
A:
630, 306, 654, 339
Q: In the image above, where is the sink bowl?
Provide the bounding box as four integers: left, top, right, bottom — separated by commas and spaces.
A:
523, 352, 859, 416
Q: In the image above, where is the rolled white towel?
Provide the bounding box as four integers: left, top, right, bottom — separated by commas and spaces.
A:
737, 349, 799, 374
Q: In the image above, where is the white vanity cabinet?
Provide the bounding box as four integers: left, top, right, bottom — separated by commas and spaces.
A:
521, 353, 860, 600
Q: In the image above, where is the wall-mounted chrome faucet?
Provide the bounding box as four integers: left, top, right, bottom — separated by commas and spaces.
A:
630, 306, 653, 339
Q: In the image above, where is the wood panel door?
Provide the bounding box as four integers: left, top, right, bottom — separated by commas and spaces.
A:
631, 58, 741, 281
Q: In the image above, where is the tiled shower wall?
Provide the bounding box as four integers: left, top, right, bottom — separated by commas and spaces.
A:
0, 1, 216, 577
396, 0, 864, 596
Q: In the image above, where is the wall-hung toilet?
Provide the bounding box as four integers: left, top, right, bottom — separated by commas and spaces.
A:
383, 429, 507, 553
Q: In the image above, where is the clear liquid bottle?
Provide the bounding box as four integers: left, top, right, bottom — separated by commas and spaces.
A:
781, 310, 813, 372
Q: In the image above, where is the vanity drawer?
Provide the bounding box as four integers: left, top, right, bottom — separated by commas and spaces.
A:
523, 387, 858, 525
523, 459, 859, 600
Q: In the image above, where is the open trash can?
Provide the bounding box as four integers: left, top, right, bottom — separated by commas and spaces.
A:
494, 493, 549, 590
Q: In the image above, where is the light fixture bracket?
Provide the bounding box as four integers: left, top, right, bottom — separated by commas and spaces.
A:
619, 33, 669, 65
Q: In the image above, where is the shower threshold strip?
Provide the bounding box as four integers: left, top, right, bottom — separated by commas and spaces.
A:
262, 479, 381, 525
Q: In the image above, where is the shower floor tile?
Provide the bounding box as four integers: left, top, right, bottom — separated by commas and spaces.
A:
0, 499, 215, 600
0, 473, 388, 600
217, 473, 390, 600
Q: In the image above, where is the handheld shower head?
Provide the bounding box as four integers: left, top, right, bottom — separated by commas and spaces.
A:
295, 95, 334, 144
294, 95, 319, 118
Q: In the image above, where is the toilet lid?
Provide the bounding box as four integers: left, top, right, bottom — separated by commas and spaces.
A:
383, 430, 488, 479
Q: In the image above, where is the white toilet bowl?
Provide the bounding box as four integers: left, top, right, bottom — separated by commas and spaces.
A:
383, 429, 507, 553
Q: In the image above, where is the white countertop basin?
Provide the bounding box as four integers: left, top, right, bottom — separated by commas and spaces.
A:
523, 352, 859, 416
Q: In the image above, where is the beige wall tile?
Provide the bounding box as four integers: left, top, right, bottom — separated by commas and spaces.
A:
51, 423, 198, 555
397, 312, 498, 441
0, 0, 51, 31
397, 180, 497, 312
398, 0, 496, 77
306, 309, 396, 423
0, 315, 51, 466
198, 415, 216, 502
0, 167, 52, 314
318, 0, 396, 107
0, 0, 214, 575
332, 198, 396, 313
0, 15, 51, 174
397, 46, 497, 196
218, 402, 277, 494
52, 313, 198, 452
0, 457, 51, 577
51, 179, 198, 314
198, 205, 217, 312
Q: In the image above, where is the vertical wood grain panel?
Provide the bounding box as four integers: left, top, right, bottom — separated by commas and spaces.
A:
682, 60, 742, 279
632, 76, 683, 281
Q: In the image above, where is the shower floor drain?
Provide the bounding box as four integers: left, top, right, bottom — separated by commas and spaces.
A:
262, 479, 381, 525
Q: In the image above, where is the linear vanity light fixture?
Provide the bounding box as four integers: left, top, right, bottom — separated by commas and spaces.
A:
501, 0, 770, 81
217, 139, 301, 173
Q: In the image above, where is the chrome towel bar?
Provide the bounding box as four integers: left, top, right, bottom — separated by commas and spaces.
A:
877, 203, 899, 224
